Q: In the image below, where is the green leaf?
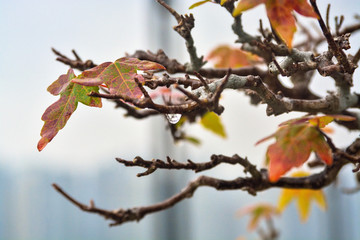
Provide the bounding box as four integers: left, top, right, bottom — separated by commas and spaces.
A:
200, 112, 227, 138
73, 57, 165, 99
37, 69, 102, 151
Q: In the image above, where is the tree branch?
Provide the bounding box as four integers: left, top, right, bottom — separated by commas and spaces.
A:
157, 0, 206, 71
310, 0, 354, 74
116, 154, 262, 179
52, 48, 96, 71
53, 138, 360, 227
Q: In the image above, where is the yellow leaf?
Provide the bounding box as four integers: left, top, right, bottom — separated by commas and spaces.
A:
200, 111, 227, 138
278, 189, 294, 212
313, 191, 327, 211
189, 0, 212, 9
309, 116, 336, 128
279, 114, 356, 129
297, 191, 311, 222
220, 0, 228, 5
277, 171, 327, 222
233, 0, 265, 17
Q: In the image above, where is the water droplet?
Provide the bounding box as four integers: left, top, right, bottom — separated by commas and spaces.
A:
165, 113, 182, 124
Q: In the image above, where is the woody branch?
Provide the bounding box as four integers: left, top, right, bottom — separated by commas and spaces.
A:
53, 138, 360, 227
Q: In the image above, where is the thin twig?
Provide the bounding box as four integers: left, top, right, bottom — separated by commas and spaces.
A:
52, 48, 96, 71
326, 4, 331, 31
310, 0, 353, 74
116, 154, 262, 179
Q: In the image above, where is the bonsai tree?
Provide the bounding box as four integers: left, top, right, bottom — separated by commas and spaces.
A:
38, 0, 360, 238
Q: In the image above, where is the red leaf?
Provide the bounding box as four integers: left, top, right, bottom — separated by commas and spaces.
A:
73, 57, 165, 99
37, 69, 102, 151
258, 123, 332, 182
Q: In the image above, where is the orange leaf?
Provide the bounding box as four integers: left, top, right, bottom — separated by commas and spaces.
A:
206, 45, 262, 68
258, 123, 332, 182
278, 171, 327, 222
233, 0, 318, 47
266, 1, 296, 47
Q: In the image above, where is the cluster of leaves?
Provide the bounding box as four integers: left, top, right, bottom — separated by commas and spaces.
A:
38, 58, 165, 151
37, 69, 102, 151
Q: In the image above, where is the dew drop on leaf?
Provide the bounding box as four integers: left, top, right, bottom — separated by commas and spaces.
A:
165, 114, 182, 124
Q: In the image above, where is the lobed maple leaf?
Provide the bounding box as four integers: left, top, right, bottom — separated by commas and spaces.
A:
278, 171, 327, 222
257, 122, 333, 182
38, 69, 102, 151
233, 0, 318, 47
72, 57, 165, 99
237, 203, 279, 231
200, 111, 227, 138
206, 45, 262, 68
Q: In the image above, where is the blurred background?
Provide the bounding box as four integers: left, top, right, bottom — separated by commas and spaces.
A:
1, 0, 360, 239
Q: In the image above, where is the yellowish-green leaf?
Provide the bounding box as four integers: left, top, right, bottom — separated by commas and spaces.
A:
279, 114, 356, 128
200, 112, 227, 138
278, 171, 327, 222
237, 203, 279, 231
189, 0, 211, 9
185, 136, 202, 145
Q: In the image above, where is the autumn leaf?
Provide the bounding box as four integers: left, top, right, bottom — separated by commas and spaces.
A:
189, 0, 211, 9
257, 122, 332, 182
279, 114, 356, 128
200, 111, 227, 138
308, 115, 356, 128
189, 0, 228, 9
185, 136, 202, 145
206, 45, 262, 68
72, 57, 165, 99
38, 69, 102, 151
237, 203, 279, 231
233, 0, 318, 47
278, 171, 327, 222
